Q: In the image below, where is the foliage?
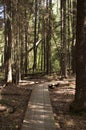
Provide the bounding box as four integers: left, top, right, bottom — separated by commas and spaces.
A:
0, 0, 77, 81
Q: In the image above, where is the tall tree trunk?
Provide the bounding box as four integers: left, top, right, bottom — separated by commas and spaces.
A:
42, 0, 46, 72
25, 25, 28, 75
70, 0, 86, 112
46, 0, 52, 74
71, 0, 77, 74
33, 0, 38, 72
67, 0, 71, 75
5, 0, 12, 83
60, 0, 67, 78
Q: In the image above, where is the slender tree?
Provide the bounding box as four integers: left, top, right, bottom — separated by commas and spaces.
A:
60, 0, 67, 78
71, 0, 77, 74
45, 0, 52, 74
4, 0, 12, 83
24, 8, 28, 75
33, 0, 38, 72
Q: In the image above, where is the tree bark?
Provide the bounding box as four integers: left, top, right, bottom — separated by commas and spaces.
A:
71, 0, 77, 74
4, 0, 12, 83
70, 0, 86, 112
33, 0, 38, 72
60, 0, 67, 78
46, 0, 52, 74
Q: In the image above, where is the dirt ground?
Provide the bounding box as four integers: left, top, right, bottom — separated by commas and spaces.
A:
0, 76, 86, 130
0, 82, 32, 130
49, 78, 86, 130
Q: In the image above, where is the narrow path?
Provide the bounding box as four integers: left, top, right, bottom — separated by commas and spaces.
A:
21, 83, 56, 130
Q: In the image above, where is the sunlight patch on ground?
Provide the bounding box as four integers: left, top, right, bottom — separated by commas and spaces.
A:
66, 119, 75, 127
19, 80, 46, 87
55, 122, 61, 129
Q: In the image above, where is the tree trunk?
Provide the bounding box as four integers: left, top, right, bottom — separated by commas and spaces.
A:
33, 0, 38, 72
5, 0, 12, 83
71, 0, 77, 74
60, 0, 67, 78
46, 0, 52, 74
67, 0, 71, 75
70, 0, 86, 112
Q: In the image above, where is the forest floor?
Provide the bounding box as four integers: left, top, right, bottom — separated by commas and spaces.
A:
0, 75, 86, 130
48, 77, 86, 130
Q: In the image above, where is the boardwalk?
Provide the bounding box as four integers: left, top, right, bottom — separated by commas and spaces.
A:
21, 83, 56, 130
